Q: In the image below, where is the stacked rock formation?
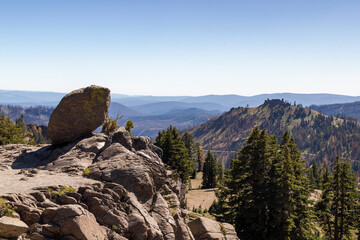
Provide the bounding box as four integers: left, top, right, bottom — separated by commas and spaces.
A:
0, 86, 239, 240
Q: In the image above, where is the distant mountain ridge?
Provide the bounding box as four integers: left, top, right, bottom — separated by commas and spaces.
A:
187, 99, 360, 171
0, 104, 220, 139
2, 89, 360, 141
124, 108, 220, 138
113, 93, 360, 109
131, 101, 227, 115
0, 105, 54, 126
2, 89, 360, 109
311, 101, 360, 121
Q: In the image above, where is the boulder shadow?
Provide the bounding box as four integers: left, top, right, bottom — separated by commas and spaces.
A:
11, 140, 81, 169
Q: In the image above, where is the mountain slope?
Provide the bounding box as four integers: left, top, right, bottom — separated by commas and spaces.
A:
0, 105, 54, 125
124, 108, 220, 138
131, 101, 228, 115
188, 99, 360, 170
311, 101, 360, 121
108, 102, 141, 117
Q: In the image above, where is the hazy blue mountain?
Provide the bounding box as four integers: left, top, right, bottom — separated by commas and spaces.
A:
113, 93, 360, 109
1, 89, 360, 110
111, 93, 130, 99
164, 107, 222, 115
180, 93, 360, 108
131, 101, 228, 115
0, 90, 65, 106
311, 101, 360, 121
111, 96, 189, 107
108, 102, 141, 117
123, 108, 221, 138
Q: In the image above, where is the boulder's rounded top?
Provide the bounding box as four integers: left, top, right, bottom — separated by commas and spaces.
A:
63, 85, 110, 98
48, 85, 111, 145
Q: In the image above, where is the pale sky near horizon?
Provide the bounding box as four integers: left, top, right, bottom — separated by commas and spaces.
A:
0, 1, 359, 96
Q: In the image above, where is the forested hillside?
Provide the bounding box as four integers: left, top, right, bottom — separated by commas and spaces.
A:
0, 105, 53, 126
188, 99, 360, 170
311, 101, 360, 121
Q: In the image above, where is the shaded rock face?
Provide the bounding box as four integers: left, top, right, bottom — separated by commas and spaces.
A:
0, 127, 239, 239
188, 217, 238, 240
41, 204, 107, 240
47, 85, 111, 145
0, 216, 29, 238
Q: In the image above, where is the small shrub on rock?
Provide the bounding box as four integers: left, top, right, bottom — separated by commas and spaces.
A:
101, 113, 120, 135
48, 185, 76, 196
83, 168, 90, 176
0, 198, 15, 217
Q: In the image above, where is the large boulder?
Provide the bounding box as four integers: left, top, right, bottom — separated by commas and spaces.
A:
188, 217, 239, 240
48, 85, 111, 145
0, 216, 29, 238
41, 204, 107, 240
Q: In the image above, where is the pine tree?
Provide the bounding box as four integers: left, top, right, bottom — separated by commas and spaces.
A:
332, 157, 357, 240
154, 125, 191, 184
202, 150, 218, 189
15, 114, 27, 133
316, 172, 333, 238
125, 120, 134, 136
285, 135, 315, 239
181, 133, 197, 178
214, 128, 315, 239
194, 142, 205, 172
309, 161, 320, 189
316, 156, 358, 240
321, 163, 331, 190
217, 160, 224, 184
0, 113, 25, 145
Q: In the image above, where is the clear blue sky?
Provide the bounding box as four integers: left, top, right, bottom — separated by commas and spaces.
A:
0, 0, 359, 96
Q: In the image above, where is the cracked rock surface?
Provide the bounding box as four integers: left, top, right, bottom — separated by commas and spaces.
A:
0, 128, 238, 240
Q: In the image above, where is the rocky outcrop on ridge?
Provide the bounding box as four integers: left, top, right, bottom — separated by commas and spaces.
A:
47, 85, 111, 145
0, 128, 238, 239
0, 86, 238, 239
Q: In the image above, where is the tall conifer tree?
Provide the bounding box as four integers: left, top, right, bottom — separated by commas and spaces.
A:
154, 125, 191, 184
316, 156, 358, 240
215, 127, 315, 239
202, 150, 218, 188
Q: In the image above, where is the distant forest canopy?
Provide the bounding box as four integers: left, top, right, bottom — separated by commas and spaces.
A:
311, 101, 360, 122
0, 113, 50, 145
0, 104, 53, 126
188, 99, 360, 173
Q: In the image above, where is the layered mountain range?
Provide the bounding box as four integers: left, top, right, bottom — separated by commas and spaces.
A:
1, 90, 360, 139
187, 99, 360, 171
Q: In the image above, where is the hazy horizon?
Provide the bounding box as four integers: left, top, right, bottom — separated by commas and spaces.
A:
1, 88, 360, 98
1, 1, 359, 96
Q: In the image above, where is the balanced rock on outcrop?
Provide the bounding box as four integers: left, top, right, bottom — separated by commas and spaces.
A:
47, 85, 111, 145
0, 114, 240, 239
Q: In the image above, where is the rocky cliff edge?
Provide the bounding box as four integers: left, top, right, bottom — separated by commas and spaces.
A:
0, 127, 238, 240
